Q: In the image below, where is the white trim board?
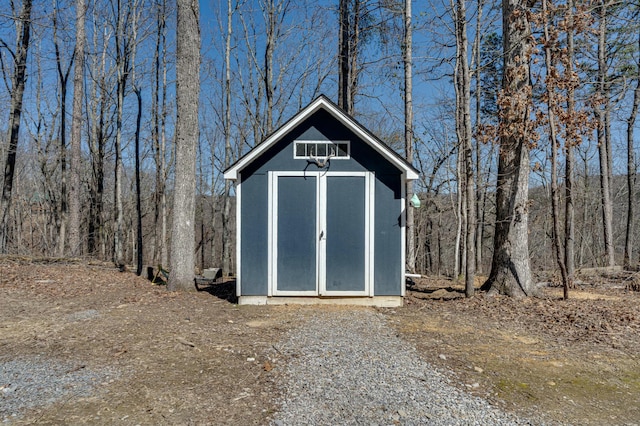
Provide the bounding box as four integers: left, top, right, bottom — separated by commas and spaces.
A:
238, 295, 403, 307
235, 175, 242, 298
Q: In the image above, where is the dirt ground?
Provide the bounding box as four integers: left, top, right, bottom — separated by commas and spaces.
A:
1, 257, 639, 425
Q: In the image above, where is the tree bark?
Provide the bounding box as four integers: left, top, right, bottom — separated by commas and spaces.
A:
0, 0, 32, 253
113, 0, 129, 268
53, 8, 73, 257
542, 0, 569, 298
482, 0, 534, 297
264, 0, 275, 135
87, 12, 108, 258
338, 0, 350, 112
564, 0, 576, 285
624, 30, 640, 269
222, 0, 233, 277
595, 0, 615, 267
453, 0, 475, 297
473, 0, 484, 275
404, 0, 415, 273
69, 0, 86, 257
135, 88, 143, 276
168, 0, 200, 291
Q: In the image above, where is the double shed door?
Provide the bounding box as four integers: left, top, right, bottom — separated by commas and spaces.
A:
269, 171, 374, 296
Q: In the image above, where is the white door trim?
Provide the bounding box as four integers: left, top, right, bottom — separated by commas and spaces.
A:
268, 171, 374, 297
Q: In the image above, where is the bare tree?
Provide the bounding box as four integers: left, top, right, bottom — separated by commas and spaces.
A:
222, 0, 233, 277
262, 0, 291, 135
338, 0, 365, 115
624, 25, 640, 269
168, 0, 200, 291
564, 0, 576, 285
541, 0, 569, 298
339, 0, 350, 112
113, 0, 133, 268
52, 4, 74, 257
87, 6, 111, 259
594, 0, 615, 267
482, 0, 535, 296
68, 0, 87, 257
404, 0, 415, 273
457, 0, 475, 297
151, 0, 170, 268
0, 0, 32, 253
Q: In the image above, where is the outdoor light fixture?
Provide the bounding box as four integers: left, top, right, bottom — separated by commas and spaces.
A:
410, 193, 421, 208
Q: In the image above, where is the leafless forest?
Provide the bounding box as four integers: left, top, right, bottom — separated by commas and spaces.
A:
1, 0, 639, 289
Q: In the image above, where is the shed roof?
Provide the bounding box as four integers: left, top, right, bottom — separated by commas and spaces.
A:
223, 95, 419, 180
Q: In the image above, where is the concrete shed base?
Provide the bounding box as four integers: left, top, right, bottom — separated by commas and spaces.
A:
238, 296, 403, 307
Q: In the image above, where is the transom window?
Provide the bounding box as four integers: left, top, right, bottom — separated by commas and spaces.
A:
294, 140, 350, 159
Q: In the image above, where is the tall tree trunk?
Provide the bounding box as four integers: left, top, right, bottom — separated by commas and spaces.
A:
152, 0, 162, 264
453, 0, 475, 296
151, 0, 169, 268
159, 0, 169, 267
626, 31, 640, 269
348, 0, 360, 114
168, 0, 200, 291
222, 0, 233, 277
338, 0, 350, 112
482, 0, 534, 297
0, 0, 32, 253
53, 8, 73, 257
473, 0, 484, 275
460, 0, 475, 298
564, 0, 576, 285
542, 0, 569, 298
135, 88, 143, 275
454, 144, 463, 279
69, 0, 86, 257
264, 0, 275, 135
113, 0, 128, 268
596, 0, 615, 267
88, 15, 107, 258
404, 0, 415, 273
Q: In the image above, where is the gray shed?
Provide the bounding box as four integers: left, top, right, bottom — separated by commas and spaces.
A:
223, 96, 419, 306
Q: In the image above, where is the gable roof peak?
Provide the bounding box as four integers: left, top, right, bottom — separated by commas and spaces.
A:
224, 95, 419, 180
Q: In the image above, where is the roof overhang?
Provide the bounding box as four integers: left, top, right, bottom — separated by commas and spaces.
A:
223, 95, 419, 181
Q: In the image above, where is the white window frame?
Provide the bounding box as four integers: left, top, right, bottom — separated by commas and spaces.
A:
293, 140, 350, 160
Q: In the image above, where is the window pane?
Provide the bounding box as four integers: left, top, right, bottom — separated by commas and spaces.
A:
338, 143, 348, 157
295, 143, 305, 157
307, 143, 316, 156
317, 143, 327, 156
328, 144, 337, 156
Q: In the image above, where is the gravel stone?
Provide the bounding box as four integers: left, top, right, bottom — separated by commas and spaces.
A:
0, 356, 117, 423
271, 309, 559, 425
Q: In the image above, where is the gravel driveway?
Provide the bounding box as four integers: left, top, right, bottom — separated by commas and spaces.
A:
271, 308, 549, 426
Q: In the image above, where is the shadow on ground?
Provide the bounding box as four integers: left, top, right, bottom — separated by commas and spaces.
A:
196, 278, 238, 303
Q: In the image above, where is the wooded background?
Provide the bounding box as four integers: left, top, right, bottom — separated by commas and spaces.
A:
0, 0, 639, 291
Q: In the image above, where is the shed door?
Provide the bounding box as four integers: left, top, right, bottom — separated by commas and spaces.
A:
269, 172, 373, 297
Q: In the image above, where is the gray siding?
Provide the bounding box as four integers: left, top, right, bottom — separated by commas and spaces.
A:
374, 173, 403, 295
240, 173, 268, 295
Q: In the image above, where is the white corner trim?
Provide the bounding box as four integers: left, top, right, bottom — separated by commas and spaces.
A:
401, 173, 407, 298
236, 176, 242, 297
